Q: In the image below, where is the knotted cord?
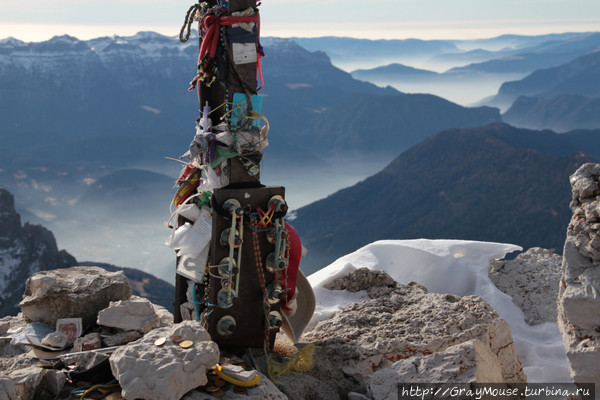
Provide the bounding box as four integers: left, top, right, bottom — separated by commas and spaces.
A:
179, 3, 206, 43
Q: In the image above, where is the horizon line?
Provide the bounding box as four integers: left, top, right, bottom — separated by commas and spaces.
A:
1, 20, 599, 43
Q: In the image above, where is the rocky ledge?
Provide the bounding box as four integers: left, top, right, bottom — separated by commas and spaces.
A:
1, 265, 526, 400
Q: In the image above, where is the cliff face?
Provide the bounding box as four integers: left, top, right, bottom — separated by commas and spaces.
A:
0, 189, 77, 317
558, 163, 600, 387
0, 189, 176, 315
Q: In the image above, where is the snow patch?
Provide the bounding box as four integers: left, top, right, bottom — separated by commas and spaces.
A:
308, 239, 571, 383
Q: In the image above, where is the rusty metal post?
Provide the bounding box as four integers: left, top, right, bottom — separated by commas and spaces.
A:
173, 0, 287, 350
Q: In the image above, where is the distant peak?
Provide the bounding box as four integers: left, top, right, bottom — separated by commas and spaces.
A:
0, 37, 25, 47
135, 31, 163, 37
130, 31, 171, 41
260, 37, 295, 47
48, 34, 82, 43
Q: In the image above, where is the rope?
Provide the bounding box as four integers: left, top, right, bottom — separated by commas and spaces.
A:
179, 3, 204, 43
196, 11, 260, 88
258, 202, 276, 227
251, 229, 271, 345
72, 380, 120, 400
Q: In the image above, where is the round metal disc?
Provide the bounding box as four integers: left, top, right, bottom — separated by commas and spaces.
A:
171, 335, 184, 343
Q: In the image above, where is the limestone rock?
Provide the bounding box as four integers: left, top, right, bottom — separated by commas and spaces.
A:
302, 269, 526, 384
8, 366, 43, 400
59, 352, 110, 381
325, 267, 396, 296
102, 330, 143, 347
130, 295, 173, 327
97, 298, 160, 333
41, 331, 68, 349
0, 353, 34, 375
274, 343, 362, 400
109, 320, 219, 400
73, 332, 102, 352
153, 303, 174, 327
40, 369, 67, 397
19, 266, 131, 328
0, 315, 27, 337
367, 340, 505, 400
489, 247, 561, 325
0, 376, 20, 400
558, 162, 600, 387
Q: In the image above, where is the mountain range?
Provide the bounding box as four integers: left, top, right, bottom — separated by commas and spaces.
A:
347, 32, 600, 108
0, 32, 502, 274
447, 32, 600, 75
495, 50, 600, 101
291, 32, 600, 73
498, 50, 600, 131
350, 38, 600, 132
292, 123, 598, 274
2, 31, 600, 280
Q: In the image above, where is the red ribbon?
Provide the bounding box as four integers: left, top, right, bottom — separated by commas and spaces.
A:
198, 12, 261, 65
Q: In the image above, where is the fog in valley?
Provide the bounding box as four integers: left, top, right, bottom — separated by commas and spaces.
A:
14, 156, 390, 284
8, 31, 597, 283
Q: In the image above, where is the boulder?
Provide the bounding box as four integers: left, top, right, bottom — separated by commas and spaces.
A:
270, 341, 360, 400
153, 304, 174, 327
40, 370, 67, 397
72, 332, 103, 352
558, 163, 600, 386
489, 247, 561, 325
0, 353, 34, 374
109, 320, 219, 400
97, 298, 160, 333
4, 367, 65, 400
19, 266, 131, 328
367, 340, 505, 400
8, 366, 43, 400
130, 295, 173, 327
302, 269, 526, 384
102, 330, 143, 347
0, 376, 20, 400
59, 352, 112, 384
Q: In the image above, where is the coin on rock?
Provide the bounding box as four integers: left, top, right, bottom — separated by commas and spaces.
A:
214, 377, 226, 387
205, 385, 220, 393
180, 340, 194, 349
233, 386, 248, 394
154, 337, 167, 347
171, 335, 184, 343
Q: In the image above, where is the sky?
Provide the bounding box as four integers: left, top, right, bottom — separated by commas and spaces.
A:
1, 0, 599, 43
